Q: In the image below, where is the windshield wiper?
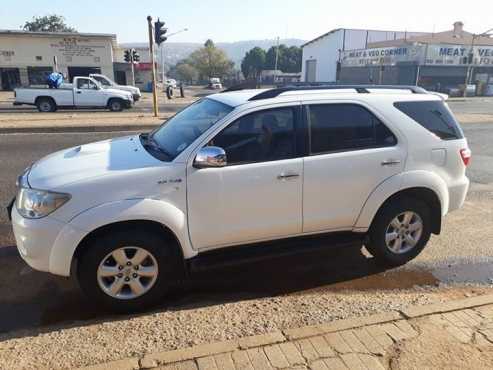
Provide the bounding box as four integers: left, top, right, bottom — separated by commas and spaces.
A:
140, 133, 172, 158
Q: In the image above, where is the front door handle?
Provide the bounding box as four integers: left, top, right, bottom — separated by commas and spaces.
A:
76, 90, 82, 94
277, 172, 300, 180
381, 159, 401, 166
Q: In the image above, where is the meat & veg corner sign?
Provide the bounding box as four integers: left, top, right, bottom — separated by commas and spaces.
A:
342, 44, 493, 67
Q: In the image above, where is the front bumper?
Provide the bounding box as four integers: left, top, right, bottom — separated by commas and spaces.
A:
11, 206, 66, 273
133, 94, 141, 102
124, 99, 134, 108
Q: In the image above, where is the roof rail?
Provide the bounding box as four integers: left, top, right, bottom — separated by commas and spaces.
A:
248, 85, 428, 101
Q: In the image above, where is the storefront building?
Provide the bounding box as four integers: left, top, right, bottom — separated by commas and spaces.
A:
301, 28, 426, 83
339, 22, 493, 95
0, 30, 116, 90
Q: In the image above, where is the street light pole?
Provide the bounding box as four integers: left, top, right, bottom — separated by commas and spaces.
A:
160, 28, 188, 86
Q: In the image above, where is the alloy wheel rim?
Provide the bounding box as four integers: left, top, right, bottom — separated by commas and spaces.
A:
385, 211, 423, 254
97, 246, 159, 300
112, 101, 121, 110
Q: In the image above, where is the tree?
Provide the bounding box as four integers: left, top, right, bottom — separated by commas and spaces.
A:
265, 44, 302, 73
241, 47, 266, 80
175, 63, 199, 84
282, 46, 302, 73
22, 14, 77, 33
188, 40, 234, 80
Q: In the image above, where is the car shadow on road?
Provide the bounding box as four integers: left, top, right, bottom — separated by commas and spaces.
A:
0, 243, 437, 341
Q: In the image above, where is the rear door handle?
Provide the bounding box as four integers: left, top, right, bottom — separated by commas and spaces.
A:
381, 159, 401, 166
277, 172, 300, 180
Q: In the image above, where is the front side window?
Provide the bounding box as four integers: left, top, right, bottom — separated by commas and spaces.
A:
77, 79, 98, 90
308, 104, 397, 154
149, 98, 233, 161
211, 107, 296, 165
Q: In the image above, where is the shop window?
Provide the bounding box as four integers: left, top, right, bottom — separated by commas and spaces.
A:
27, 67, 53, 85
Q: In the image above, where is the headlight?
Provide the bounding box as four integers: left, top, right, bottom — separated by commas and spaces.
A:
16, 188, 70, 219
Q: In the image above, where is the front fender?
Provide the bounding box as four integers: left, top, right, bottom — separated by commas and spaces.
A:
48, 198, 195, 276
353, 170, 448, 231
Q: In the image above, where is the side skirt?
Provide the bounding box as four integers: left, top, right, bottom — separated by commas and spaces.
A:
186, 232, 365, 274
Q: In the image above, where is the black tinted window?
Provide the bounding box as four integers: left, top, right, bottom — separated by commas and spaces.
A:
212, 107, 296, 165
308, 104, 397, 154
394, 101, 464, 140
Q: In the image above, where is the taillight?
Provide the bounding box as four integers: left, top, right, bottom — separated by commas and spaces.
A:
460, 148, 471, 166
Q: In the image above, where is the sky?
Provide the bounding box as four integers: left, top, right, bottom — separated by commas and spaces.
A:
2, 0, 493, 44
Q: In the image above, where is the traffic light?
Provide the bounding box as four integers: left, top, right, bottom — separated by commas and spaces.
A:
132, 50, 140, 63
124, 49, 131, 63
154, 18, 167, 45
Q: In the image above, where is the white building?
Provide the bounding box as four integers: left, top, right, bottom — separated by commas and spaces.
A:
301, 28, 426, 82
0, 30, 116, 90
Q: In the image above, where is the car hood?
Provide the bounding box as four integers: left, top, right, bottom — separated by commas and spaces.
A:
28, 135, 162, 190
104, 85, 140, 95
117, 85, 140, 94
103, 87, 133, 98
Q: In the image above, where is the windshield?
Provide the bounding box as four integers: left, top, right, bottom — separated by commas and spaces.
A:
149, 98, 234, 161
93, 76, 111, 86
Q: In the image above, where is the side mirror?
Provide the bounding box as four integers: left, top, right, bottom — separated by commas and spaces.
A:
193, 146, 227, 168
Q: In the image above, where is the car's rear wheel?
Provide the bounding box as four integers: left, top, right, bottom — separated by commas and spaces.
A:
77, 229, 179, 312
108, 98, 124, 112
365, 197, 431, 267
36, 97, 56, 112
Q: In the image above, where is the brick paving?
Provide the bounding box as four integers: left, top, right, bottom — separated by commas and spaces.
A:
80, 295, 493, 370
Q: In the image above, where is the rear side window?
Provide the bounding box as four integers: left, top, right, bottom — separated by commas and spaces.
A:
308, 104, 397, 154
394, 101, 464, 140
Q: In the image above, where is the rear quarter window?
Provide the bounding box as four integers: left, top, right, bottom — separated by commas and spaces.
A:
393, 100, 464, 140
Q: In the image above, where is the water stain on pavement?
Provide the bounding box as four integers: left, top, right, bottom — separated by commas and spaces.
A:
0, 244, 441, 335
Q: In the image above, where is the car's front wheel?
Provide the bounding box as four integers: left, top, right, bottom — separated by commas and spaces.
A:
365, 197, 431, 267
108, 98, 124, 112
77, 229, 179, 312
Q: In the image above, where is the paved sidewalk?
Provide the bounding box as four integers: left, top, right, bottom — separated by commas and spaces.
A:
80, 294, 493, 370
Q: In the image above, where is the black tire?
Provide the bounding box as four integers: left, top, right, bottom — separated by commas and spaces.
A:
166, 86, 174, 99
36, 97, 56, 112
365, 197, 431, 267
108, 98, 124, 112
77, 229, 181, 312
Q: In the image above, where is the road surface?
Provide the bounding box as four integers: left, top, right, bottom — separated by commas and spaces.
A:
0, 115, 491, 337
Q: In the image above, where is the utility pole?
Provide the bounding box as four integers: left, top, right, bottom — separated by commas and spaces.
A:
274, 36, 280, 86
147, 16, 158, 117
463, 34, 476, 97
463, 28, 493, 97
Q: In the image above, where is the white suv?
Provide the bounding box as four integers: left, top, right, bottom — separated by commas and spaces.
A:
9, 86, 470, 311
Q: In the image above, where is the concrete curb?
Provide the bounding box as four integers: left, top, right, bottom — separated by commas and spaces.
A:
0, 124, 159, 134
76, 294, 493, 370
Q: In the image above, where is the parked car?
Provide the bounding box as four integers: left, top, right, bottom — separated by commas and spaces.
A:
14, 76, 134, 112
208, 78, 223, 89
90, 73, 142, 101
164, 79, 177, 88
9, 85, 470, 311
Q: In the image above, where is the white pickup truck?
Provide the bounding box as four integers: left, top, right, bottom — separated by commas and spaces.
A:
14, 76, 134, 112
89, 74, 142, 101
